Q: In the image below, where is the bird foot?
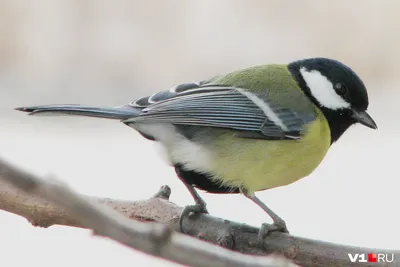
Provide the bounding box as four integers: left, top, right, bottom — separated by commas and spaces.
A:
257, 220, 289, 248
179, 201, 208, 234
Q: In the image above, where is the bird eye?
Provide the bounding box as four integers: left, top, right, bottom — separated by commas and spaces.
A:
334, 82, 347, 95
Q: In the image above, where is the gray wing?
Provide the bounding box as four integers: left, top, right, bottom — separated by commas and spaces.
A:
126, 83, 315, 140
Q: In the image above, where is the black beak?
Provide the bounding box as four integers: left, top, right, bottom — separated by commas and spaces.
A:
350, 109, 377, 129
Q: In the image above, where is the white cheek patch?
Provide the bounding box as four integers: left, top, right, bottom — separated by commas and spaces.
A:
300, 67, 350, 110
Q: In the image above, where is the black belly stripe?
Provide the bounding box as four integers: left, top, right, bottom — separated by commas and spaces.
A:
174, 163, 240, 194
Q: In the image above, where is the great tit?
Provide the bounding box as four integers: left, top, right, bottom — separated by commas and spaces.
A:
16, 58, 377, 241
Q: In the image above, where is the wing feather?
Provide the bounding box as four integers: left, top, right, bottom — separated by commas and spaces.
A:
125, 83, 314, 140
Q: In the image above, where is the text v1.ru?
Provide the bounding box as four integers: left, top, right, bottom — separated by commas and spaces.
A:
348, 253, 395, 264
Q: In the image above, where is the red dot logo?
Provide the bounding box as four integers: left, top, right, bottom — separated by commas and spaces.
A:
368, 253, 377, 262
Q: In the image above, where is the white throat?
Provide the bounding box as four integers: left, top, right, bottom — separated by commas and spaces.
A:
300, 67, 350, 110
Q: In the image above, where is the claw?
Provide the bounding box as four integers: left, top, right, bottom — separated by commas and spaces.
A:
179, 203, 208, 234
257, 221, 289, 248
274, 218, 289, 233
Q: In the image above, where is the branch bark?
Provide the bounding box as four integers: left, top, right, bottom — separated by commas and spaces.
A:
0, 158, 398, 267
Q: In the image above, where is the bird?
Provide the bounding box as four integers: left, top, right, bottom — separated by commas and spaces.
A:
16, 57, 377, 243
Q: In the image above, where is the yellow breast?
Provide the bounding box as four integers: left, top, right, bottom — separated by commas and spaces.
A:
208, 112, 331, 193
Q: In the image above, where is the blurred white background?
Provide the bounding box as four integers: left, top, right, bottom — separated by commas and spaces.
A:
0, 1, 399, 266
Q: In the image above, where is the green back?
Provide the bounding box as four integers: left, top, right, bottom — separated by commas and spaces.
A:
206, 64, 316, 115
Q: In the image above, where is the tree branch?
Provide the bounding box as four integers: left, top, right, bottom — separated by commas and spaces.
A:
0, 158, 293, 267
0, 158, 398, 267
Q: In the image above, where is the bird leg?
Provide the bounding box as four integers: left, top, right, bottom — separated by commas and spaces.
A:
177, 176, 209, 233
241, 189, 289, 246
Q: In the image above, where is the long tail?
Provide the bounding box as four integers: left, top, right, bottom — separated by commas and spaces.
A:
15, 104, 140, 120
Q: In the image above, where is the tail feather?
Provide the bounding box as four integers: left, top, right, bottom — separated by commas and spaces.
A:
15, 104, 140, 120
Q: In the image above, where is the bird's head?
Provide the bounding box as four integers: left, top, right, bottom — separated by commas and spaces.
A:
288, 57, 377, 143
